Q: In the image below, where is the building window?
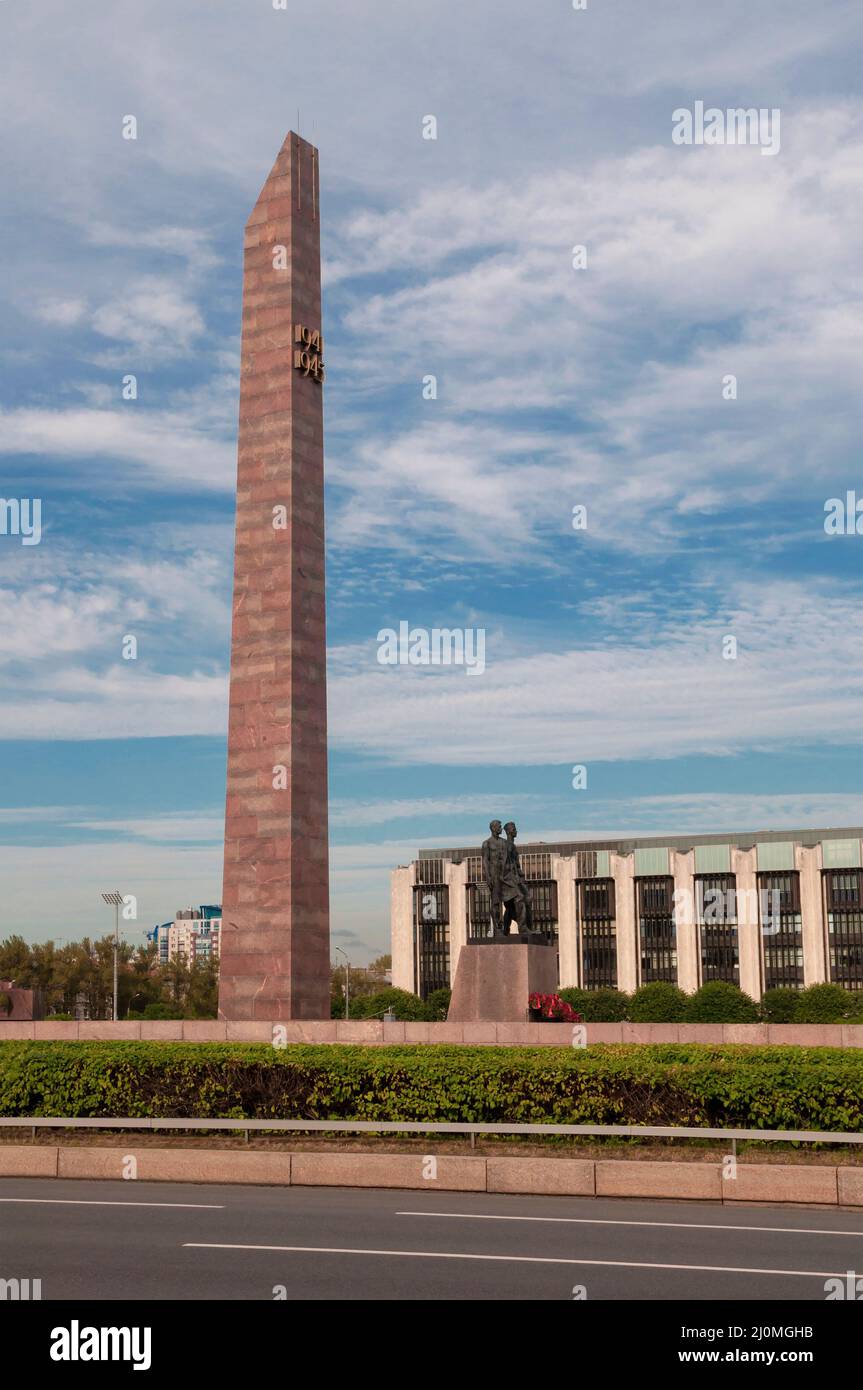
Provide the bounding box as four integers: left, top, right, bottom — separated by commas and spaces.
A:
577, 878, 616, 988
416, 858, 446, 885
758, 871, 803, 990
412, 884, 450, 998
575, 850, 599, 879
825, 869, 863, 989
519, 852, 552, 881
528, 880, 558, 937
637, 876, 677, 983
467, 881, 491, 940
696, 874, 739, 985
463, 855, 482, 882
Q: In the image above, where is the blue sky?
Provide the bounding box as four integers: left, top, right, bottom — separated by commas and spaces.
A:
1, 0, 861, 960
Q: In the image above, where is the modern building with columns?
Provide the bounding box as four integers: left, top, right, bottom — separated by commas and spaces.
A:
390, 829, 863, 1002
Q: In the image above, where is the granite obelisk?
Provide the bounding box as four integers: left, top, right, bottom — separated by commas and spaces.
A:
218, 132, 330, 1020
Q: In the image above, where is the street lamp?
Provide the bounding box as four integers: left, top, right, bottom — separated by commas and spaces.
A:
101, 892, 124, 1022
336, 947, 350, 1020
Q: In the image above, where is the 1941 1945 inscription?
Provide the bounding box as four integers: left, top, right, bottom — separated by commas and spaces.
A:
293, 323, 325, 383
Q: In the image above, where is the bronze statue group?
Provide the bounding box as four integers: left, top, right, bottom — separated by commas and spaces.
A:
481, 820, 536, 938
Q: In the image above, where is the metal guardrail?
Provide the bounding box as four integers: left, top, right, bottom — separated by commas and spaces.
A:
1, 1117, 862, 1145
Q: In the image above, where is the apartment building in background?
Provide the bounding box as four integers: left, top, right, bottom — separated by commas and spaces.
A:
148, 905, 221, 964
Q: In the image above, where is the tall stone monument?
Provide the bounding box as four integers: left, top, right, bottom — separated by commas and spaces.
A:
218, 132, 330, 1020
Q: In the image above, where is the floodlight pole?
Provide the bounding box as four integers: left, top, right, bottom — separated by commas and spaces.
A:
336, 947, 350, 1020
101, 892, 124, 1021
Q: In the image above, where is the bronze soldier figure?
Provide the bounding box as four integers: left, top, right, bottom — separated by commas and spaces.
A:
500, 821, 533, 937
481, 819, 508, 936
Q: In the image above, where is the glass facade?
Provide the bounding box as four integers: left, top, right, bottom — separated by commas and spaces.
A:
577, 878, 617, 988
466, 880, 492, 940
637, 875, 677, 983
825, 869, 863, 989
696, 874, 740, 984
412, 883, 450, 998
758, 871, 804, 989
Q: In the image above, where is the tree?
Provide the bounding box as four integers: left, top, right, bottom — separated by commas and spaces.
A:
0, 935, 31, 984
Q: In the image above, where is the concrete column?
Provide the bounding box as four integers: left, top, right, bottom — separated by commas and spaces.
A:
672, 849, 698, 993
733, 846, 761, 1001
612, 852, 638, 993
554, 854, 578, 988
798, 843, 826, 985
390, 867, 415, 993
447, 860, 468, 988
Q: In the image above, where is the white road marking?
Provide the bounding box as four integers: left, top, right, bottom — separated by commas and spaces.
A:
182, 1242, 843, 1277
396, 1210, 863, 1238
0, 1198, 223, 1209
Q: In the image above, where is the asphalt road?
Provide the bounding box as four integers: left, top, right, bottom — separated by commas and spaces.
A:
2, 1177, 863, 1300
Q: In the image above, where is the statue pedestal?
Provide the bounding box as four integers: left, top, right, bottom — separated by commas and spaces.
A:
447, 940, 558, 1023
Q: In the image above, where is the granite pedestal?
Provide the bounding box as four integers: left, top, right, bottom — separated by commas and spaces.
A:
447, 940, 559, 1023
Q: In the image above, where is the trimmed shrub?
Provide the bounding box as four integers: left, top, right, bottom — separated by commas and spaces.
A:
760, 988, 799, 1023
795, 984, 858, 1023
127, 1002, 184, 1021
425, 988, 451, 1021
628, 982, 688, 1022
349, 987, 428, 1021
558, 987, 630, 1022
844, 993, 863, 1021
0, 992, 11, 1017
2, 1041, 863, 1132
684, 982, 759, 1023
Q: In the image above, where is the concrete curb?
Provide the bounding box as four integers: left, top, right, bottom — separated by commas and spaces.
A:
2, 1021, 863, 1046
1, 1145, 862, 1204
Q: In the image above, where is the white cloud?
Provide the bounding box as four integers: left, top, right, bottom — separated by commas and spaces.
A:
33, 298, 88, 327
0, 841, 222, 943
73, 814, 224, 843
328, 577, 863, 766
569, 792, 863, 836
90, 276, 206, 358
0, 669, 228, 740
324, 105, 863, 559
0, 404, 234, 489
0, 543, 231, 738
329, 794, 547, 828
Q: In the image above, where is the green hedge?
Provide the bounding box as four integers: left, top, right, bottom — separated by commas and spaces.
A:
2, 1041, 863, 1131
557, 983, 863, 1023
629, 982, 688, 1021
558, 987, 630, 1021
684, 982, 759, 1022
